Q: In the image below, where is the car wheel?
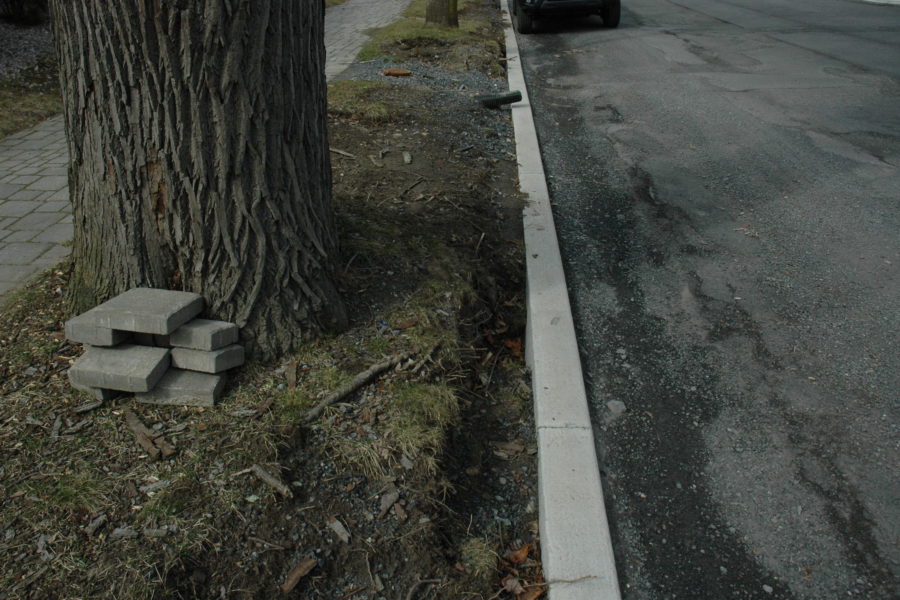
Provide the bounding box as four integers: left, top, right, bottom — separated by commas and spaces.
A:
515, 1, 534, 34
600, 0, 620, 28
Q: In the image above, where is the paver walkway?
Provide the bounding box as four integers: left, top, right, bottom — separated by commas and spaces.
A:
0, 0, 411, 299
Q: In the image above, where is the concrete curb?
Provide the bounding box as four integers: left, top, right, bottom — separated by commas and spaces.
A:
502, 6, 622, 600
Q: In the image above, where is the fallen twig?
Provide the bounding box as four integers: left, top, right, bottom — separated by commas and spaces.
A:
301, 350, 417, 423
330, 147, 357, 159
403, 177, 425, 195
250, 464, 293, 498
403, 578, 442, 600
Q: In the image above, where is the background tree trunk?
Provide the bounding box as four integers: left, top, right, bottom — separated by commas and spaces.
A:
51, 0, 347, 360
426, 0, 459, 28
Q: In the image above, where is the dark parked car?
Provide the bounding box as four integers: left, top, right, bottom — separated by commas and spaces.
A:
512, 0, 620, 33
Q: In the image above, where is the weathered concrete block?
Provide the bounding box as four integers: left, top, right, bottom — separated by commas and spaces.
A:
87, 288, 204, 335
135, 369, 224, 407
68, 345, 170, 392
168, 319, 238, 351
68, 374, 120, 401
170, 344, 244, 374
65, 311, 131, 347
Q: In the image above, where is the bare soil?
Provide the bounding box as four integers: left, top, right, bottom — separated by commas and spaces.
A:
1, 2, 545, 599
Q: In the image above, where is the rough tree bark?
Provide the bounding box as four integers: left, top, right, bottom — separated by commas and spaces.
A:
50, 0, 347, 360
425, 0, 459, 28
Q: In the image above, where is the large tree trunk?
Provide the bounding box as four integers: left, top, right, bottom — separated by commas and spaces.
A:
51, 0, 347, 360
426, 0, 459, 28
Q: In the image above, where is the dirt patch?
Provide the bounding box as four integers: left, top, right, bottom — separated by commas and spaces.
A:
1, 2, 544, 599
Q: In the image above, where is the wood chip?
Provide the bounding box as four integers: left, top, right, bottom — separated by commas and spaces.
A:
124, 410, 176, 459
109, 527, 139, 539
138, 480, 171, 494
83, 514, 107, 536
285, 359, 298, 390
383, 67, 412, 77
142, 528, 169, 538
74, 400, 103, 413
50, 415, 62, 439
280, 556, 317, 594
64, 419, 92, 434
250, 464, 293, 498
327, 518, 351, 543
378, 486, 400, 518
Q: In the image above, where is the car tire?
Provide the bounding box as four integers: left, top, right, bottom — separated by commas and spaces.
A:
515, 1, 534, 34
600, 0, 621, 28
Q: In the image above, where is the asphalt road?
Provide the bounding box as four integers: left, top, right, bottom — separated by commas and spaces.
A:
512, 0, 900, 598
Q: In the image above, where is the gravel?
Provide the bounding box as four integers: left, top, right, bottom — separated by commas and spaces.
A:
0, 19, 52, 80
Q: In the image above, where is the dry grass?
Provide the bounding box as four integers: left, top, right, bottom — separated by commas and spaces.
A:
359, 0, 489, 62
0, 51, 60, 140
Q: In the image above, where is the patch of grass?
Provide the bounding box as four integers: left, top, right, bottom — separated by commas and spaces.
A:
329, 380, 460, 478
0, 51, 61, 140
461, 536, 497, 577
328, 80, 432, 123
359, 0, 486, 62
23, 470, 107, 513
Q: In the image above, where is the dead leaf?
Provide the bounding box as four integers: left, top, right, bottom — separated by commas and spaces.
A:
507, 543, 530, 565
501, 575, 525, 595
394, 317, 418, 330
505, 338, 523, 358
519, 586, 545, 600
383, 67, 412, 77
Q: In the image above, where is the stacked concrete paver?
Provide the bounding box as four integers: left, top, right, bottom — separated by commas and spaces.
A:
66, 288, 244, 406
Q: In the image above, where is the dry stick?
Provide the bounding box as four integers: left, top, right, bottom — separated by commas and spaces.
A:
403, 578, 443, 600
301, 350, 417, 423
250, 464, 293, 498
330, 147, 357, 159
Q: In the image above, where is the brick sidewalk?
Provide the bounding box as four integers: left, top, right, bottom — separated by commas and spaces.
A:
0, 0, 412, 299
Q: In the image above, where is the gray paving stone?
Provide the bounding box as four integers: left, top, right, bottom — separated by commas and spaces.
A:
0, 264, 37, 282
0, 229, 9, 241
87, 287, 205, 335
0, 242, 51, 265
32, 223, 73, 244
47, 189, 69, 201
136, 369, 224, 407
9, 175, 39, 185
2, 230, 36, 242
169, 319, 239, 351
8, 189, 42, 202
10, 211, 63, 231
34, 200, 71, 213
171, 344, 244, 373
68, 344, 170, 392
66, 310, 132, 346
0, 182, 20, 197
32, 244, 70, 266
27, 175, 68, 191
0, 200, 40, 217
